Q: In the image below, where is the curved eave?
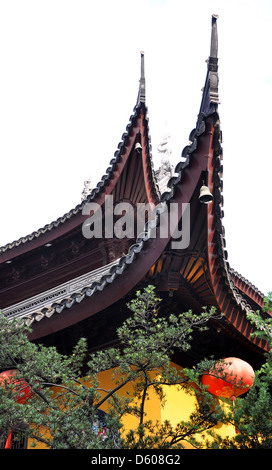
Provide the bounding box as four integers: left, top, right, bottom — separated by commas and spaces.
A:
27, 111, 213, 340
206, 115, 268, 353
22, 91, 268, 354
230, 268, 264, 310
5, 17, 267, 358
0, 102, 159, 264
21, 106, 268, 357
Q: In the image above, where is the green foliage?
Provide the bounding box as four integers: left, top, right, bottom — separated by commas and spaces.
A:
1, 287, 272, 449
3, 287, 271, 449
0, 285, 222, 449
263, 291, 272, 314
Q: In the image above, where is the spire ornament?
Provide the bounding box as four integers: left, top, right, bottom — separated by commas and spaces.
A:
198, 14, 220, 116
137, 51, 146, 105
208, 14, 219, 104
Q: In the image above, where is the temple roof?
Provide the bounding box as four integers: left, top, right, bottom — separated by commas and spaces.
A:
0, 51, 159, 260
0, 16, 268, 363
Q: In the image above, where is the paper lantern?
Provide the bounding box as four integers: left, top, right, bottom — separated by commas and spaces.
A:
0, 369, 31, 404
201, 357, 255, 403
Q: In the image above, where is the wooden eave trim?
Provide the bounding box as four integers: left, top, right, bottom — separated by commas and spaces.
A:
230, 270, 264, 309
206, 119, 268, 353
140, 111, 160, 206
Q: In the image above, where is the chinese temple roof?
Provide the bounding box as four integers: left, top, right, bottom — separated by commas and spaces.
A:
0, 16, 268, 367
0, 53, 159, 258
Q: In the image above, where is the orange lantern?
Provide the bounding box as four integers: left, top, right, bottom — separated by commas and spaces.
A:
201, 357, 255, 404
0, 369, 31, 404
0, 369, 31, 449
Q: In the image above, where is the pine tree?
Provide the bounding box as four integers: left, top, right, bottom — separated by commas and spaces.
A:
0, 285, 223, 449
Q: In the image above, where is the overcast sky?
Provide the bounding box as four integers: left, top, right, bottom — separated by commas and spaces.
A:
0, 0, 271, 295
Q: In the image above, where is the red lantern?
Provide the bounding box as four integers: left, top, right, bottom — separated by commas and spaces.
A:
0, 369, 31, 449
201, 357, 255, 403
0, 369, 31, 404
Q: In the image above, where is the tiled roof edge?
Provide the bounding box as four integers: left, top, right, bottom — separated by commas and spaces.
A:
20, 110, 212, 326
0, 102, 160, 255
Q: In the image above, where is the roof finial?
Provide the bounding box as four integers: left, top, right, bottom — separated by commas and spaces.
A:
210, 14, 219, 62
137, 51, 146, 105
198, 15, 220, 115
208, 14, 219, 104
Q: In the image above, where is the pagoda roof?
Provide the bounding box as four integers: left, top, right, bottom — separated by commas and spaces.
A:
0, 51, 160, 261
0, 16, 269, 363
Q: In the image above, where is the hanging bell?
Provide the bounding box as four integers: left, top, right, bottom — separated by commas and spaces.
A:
135, 142, 142, 154
199, 185, 213, 204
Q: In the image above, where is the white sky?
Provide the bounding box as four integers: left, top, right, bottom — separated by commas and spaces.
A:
0, 0, 271, 295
